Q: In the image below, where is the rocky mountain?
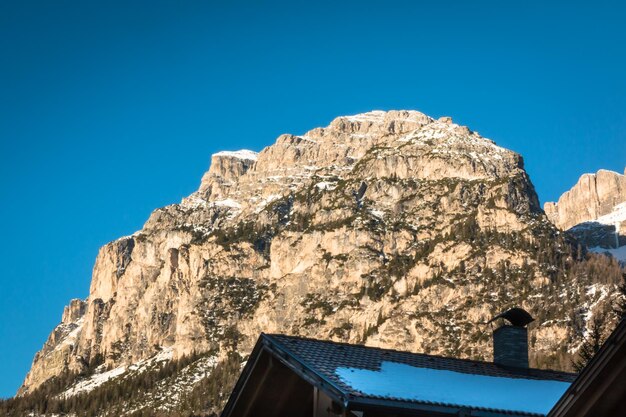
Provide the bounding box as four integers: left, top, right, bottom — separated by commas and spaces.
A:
545, 169, 626, 262
9, 110, 624, 416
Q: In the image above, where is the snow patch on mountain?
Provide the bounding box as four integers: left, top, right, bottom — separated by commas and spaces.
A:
60, 348, 174, 398
213, 198, 242, 209
253, 194, 283, 213
124, 354, 218, 415
595, 202, 626, 226
59, 319, 83, 348
180, 194, 209, 209
589, 246, 626, 263
342, 110, 388, 122
61, 366, 128, 398
315, 181, 338, 191
213, 150, 258, 161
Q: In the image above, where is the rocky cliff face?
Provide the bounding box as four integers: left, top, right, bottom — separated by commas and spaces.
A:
18, 111, 623, 414
544, 169, 626, 261
544, 169, 626, 230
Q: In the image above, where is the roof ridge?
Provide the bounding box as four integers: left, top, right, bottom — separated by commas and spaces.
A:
265, 333, 577, 381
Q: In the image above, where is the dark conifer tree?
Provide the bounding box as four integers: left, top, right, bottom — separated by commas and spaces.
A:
572, 312, 607, 372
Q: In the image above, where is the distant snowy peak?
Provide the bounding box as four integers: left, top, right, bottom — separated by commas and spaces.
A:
544, 168, 626, 230
213, 149, 258, 161
547, 169, 626, 262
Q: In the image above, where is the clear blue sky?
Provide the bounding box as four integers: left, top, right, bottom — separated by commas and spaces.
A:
1, 0, 625, 398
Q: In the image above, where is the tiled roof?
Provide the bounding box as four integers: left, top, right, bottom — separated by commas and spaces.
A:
264, 334, 576, 416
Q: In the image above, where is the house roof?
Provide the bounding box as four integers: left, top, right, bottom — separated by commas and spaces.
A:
548, 318, 626, 417
222, 333, 576, 417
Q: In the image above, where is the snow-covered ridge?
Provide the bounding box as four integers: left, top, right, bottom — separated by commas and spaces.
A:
338, 109, 433, 125
342, 110, 388, 122
213, 149, 258, 161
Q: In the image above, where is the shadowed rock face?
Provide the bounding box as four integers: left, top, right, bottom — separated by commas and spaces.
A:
568, 221, 626, 251
19, 111, 619, 404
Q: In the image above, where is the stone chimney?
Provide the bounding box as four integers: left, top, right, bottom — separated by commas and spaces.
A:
489, 307, 534, 368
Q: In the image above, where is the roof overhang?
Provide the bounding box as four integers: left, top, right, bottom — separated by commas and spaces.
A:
548, 319, 626, 417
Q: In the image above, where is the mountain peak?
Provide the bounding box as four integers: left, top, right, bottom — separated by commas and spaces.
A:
194, 110, 524, 206
20, 110, 623, 417
544, 168, 626, 230
326, 109, 432, 136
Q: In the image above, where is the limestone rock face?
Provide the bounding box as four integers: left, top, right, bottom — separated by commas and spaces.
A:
544, 169, 626, 261
544, 169, 626, 230
21, 299, 87, 392
199, 150, 258, 199
62, 299, 87, 323
19, 111, 621, 404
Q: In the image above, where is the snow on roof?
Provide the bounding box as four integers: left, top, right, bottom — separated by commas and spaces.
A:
260, 334, 575, 416
336, 361, 571, 416
213, 150, 258, 161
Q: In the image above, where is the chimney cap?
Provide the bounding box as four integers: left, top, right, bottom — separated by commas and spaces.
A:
488, 307, 534, 327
